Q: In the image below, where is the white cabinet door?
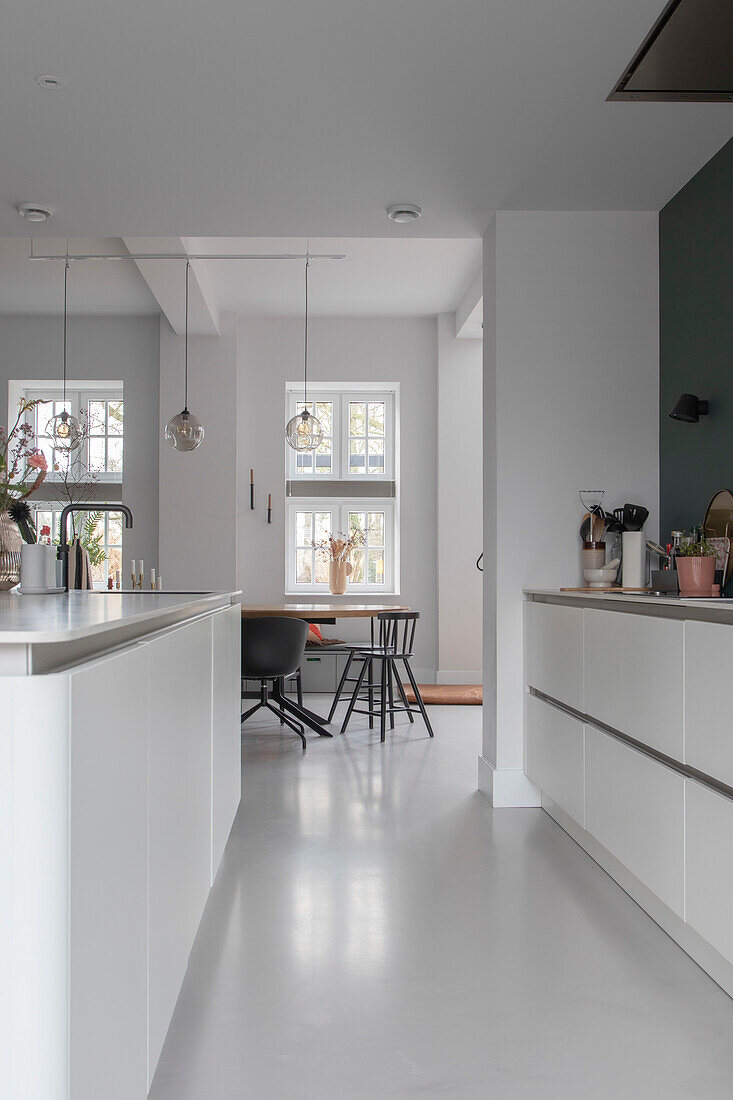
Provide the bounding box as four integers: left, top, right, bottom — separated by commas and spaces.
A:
211, 606, 242, 881
147, 616, 213, 1084
69, 645, 149, 1100
685, 621, 733, 787
584, 609, 684, 760
525, 693, 585, 825
585, 727, 684, 917
524, 600, 584, 711
686, 780, 733, 965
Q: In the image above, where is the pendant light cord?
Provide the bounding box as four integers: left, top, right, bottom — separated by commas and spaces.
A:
184, 260, 190, 413
63, 259, 69, 403
303, 258, 309, 410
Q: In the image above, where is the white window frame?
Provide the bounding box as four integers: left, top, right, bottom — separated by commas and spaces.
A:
286, 499, 396, 594
12, 380, 124, 484
285, 386, 395, 482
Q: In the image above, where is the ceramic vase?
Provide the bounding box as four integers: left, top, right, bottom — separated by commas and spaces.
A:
329, 560, 352, 595
676, 555, 716, 598
0, 511, 23, 590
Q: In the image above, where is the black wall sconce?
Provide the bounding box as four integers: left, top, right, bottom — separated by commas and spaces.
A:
669, 393, 710, 423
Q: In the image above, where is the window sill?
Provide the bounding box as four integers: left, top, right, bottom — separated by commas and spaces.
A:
284, 590, 401, 598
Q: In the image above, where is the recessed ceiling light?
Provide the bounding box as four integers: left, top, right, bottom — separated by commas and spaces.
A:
17, 203, 54, 223
386, 203, 422, 223
35, 74, 67, 89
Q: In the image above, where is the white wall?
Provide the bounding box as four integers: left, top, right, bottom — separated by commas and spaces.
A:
0, 314, 160, 577
237, 316, 438, 678
480, 211, 660, 805
158, 313, 238, 591
437, 314, 482, 681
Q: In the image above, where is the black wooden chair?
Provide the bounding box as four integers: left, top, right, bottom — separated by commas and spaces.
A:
340, 612, 435, 742
241, 618, 309, 750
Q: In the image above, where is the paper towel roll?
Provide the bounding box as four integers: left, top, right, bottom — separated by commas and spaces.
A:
622, 531, 646, 588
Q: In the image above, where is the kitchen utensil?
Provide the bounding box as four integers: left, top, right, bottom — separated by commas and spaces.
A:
581, 542, 606, 572
646, 539, 670, 561
622, 531, 647, 587
703, 489, 733, 585
580, 509, 612, 542
622, 503, 649, 532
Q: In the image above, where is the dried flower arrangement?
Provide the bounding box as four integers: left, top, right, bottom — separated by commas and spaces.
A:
0, 397, 48, 514
313, 528, 365, 563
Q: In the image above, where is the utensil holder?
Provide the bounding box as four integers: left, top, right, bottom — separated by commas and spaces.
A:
622, 531, 646, 588
581, 541, 606, 573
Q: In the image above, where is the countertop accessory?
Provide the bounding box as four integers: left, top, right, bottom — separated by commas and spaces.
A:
646, 539, 670, 561
285, 258, 324, 453
622, 530, 647, 588
581, 541, 606, 572
20, 542, 57, 593
165, 261, 205, 452
47, 259, 84, 454
16, 585, 65, 595
669, 393, 709, 423
622, 503, 649, 532
584, 557, 620, 588
703, 490, 733, 585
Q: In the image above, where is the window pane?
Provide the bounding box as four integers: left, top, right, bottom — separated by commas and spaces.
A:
88, 437, 106, 471
108, 401, 124, 434
368, 402, 385, 436
349, 402, 366, 436
315, 452, 331, 474
314, 554, 329, 584
368, 512, 384, 546
368, 439, 384, 475
88, 401, 106, 434
350, 548, 364, 583
349, 438, 365, 473
107, 547, 122, 578
349, 512, 366, 540
296, 548, 312, 584
367, 549, 384, 584
315, 402, 332, 435
108, 514, 122, 544
107, 437, 123, 472
296, 452, 313, 472
314, 512, 331, 543
296, 512, 313, 546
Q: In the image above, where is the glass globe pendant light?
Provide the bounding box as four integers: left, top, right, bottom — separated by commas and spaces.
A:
47, 259, 83, 453
285, 259, 323, 452
165, 260, 204, 452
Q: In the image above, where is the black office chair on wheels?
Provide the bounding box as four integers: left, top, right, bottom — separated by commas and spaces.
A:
340, 612, 435, 742
241, 618, 309, 750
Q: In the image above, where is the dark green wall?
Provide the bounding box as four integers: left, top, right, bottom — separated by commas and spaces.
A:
660, 136, 733, 544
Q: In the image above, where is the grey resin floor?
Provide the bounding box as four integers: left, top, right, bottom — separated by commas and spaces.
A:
149, 696, 733, 1099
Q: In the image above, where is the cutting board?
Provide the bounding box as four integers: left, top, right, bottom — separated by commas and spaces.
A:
560, 586, 651, 593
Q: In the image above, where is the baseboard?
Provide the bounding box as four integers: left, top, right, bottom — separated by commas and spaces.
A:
477, 756, 541, 807
412, 668, 436, 684
436, 670, 482, 685
542, 795, 733, 1001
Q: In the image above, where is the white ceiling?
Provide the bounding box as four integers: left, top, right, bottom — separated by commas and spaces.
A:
194, 237, 483, 317
0, 238, 159, 314
0, 237, 482, 320
0, 0, 730, 240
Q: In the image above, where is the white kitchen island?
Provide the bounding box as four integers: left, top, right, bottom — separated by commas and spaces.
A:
0, 591, 242, 1100
524, 589, 733, 1000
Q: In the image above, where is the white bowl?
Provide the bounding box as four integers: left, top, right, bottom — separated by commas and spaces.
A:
584, 565, 619, 588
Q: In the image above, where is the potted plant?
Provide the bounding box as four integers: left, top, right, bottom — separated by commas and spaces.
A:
0, 398, 48, 589
675, 534, 717, 597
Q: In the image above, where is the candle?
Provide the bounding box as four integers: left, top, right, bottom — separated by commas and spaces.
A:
139, 559, 144, 578
131, 559, 136, 576
150, 567, 156, 590
156, 575, 163, 590
268, 493, 272, 508
250, 468, 254, 485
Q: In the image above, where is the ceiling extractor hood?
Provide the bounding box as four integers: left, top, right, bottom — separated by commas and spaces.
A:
608, 0, 733, 102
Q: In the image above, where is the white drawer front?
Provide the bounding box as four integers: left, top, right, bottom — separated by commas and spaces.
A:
685, 621, 733, 787
584, 609, 684, 760
585, 727, 684, 917
300, 653, 337, 693
525, 693, 584, 825
685, 780, 733, 965
524, 601, 584, 711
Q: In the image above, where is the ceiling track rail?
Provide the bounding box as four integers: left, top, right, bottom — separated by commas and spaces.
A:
28, 248, 346, 262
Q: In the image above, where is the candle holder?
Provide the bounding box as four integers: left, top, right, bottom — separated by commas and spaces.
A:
250, 468, 255, 510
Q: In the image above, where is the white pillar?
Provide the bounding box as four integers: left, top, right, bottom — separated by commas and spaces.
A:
480, 212, 660, 806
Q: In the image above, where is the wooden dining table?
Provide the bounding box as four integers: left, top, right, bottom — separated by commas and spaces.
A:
240, 604, 411, 737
